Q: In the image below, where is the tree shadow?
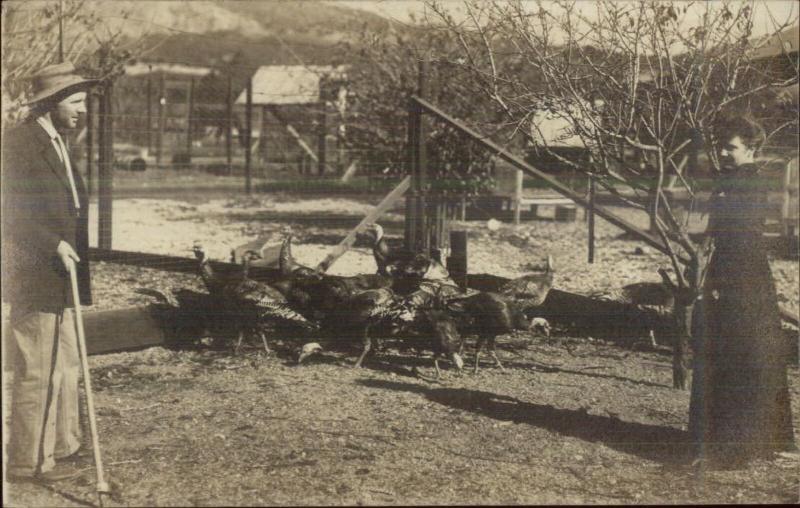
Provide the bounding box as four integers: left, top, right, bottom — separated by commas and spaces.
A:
527, 361, 671, 389
356, 378, 692, 466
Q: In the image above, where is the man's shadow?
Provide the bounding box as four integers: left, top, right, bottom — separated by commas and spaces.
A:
357, 378, 693, 466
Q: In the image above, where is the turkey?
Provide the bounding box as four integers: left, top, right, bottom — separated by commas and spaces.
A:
273, 236, 409, 367
278, 234, 322, 279
399, 307, 464, 378
193, 243, 317, 354
296, 342, 323, 364
272, 234, 392, 319
586, 268, 675, 348
445, 291, 531, 373
370, 223, 414, 277
192, 241, 244, 295
467, 255, 554, 310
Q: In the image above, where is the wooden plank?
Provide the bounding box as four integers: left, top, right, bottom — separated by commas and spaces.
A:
315, 176, 411, 273
84, 306, 168, 355
340, 160, 359, 183
266, 106, 339, 174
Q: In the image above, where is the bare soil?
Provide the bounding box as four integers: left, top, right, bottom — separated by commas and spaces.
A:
4, 192, 799, 506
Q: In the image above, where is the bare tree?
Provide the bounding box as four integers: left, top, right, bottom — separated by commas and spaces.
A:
2, 0, 151, 124
428, 0, 797, 389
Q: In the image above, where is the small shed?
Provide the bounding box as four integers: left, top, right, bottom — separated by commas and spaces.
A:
234, 65, 348, 172
234, 65, 346, 105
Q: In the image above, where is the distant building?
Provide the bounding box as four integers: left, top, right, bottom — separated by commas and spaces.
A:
234, 65, 347, 105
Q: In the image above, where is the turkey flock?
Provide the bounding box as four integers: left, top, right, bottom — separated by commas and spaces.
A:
149, 224, 555, 378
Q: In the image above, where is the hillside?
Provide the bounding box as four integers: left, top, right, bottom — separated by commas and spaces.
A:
101, 0, 393, 67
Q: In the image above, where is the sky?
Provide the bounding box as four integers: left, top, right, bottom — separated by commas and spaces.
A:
333, 0, 799, 37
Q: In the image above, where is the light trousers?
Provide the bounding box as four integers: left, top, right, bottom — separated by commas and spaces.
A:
5, 307, 81, 476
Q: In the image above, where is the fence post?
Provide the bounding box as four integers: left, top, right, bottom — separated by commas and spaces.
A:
261, 105, 268, 168
186, 77, 194, 162
85, 91, 94, 197
513, 169, 523, 225
156, 73, 165, 166
226, 74, 233, 175
146, 65, 152, 154
244, 77, 253, 194
415, 60, 428, 254
98, 80, 113, 250
404, 98, 418, 249
318, 100, 327, 176
588, 173, 595, 263
448, 230, 468, 290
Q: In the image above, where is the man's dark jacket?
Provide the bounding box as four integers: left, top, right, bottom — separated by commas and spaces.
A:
2, 118, 92, 310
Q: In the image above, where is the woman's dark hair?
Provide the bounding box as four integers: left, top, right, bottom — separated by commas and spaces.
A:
714, 114, 766, 152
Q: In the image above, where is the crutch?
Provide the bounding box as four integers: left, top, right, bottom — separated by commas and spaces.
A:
67, 260, 111, 506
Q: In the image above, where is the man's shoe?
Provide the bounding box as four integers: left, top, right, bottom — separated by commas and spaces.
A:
7, 472, 37, 484
36, 464, 82, 483
58, 447, 92, 463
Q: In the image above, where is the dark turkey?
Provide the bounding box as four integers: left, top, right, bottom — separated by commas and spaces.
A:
467, 255, 554, 310
587, 270, 675, 348
401, 307, 464, 378
193, 243, 317, 354
370, 223, 414, 277
445, 291, 531, 373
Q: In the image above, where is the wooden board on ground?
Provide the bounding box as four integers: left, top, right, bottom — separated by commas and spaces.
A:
84, 306, 168, 355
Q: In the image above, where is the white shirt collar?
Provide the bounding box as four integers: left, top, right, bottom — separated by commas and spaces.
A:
36, 115, 62, 141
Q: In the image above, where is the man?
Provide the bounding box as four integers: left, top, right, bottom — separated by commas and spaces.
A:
688, 116, 796, 466
2, 62, 97, 483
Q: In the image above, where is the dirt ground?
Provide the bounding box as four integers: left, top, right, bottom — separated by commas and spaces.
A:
3, 192, 799, 506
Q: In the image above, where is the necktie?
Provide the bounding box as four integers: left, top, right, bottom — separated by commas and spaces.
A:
54, 133, 81, 210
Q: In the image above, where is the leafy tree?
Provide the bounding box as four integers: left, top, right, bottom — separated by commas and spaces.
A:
337, 20, 509, 197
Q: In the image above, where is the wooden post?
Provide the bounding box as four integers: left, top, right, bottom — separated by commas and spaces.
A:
226, 74, 233, 175
146, 65, 152, 153
317, 100, 327, 176
156, 73, 165, 166
415, 60, 428, 254
98, 81, 113, 250
448, 230, 468, 290
186, 77, 194, 162
588, 173, 596, 264
513, 169, 523, 225
404, 97, 418, 250
85, 91, 94, 197
261, 105, 268, 166
244, 77, 252, 194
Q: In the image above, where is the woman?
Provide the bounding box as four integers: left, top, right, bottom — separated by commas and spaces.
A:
689, 116, 796, 466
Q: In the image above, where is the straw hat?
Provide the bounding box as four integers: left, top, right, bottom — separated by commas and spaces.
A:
25, 61, 98, 105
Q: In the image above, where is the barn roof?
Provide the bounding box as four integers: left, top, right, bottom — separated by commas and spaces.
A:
750, 24, 799, 60
125, 62, 213, 77
234, 65, 346, 105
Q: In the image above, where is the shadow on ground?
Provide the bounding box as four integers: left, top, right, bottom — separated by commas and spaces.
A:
357, 378, 693, 466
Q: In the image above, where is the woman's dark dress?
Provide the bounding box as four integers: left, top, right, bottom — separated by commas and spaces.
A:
689, 163, 795, 464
